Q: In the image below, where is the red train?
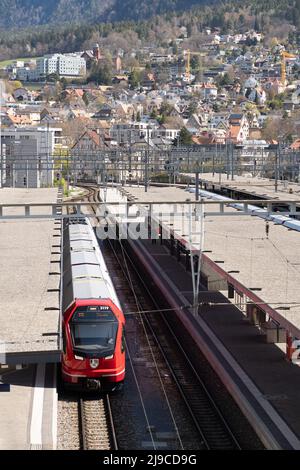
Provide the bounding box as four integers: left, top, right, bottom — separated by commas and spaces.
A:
62, 217, 125, 391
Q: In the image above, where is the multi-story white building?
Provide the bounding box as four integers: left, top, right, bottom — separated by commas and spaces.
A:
236, 140, 271, 175
153, 124, 180, 141
17, 54, 86, 81
110, 121, 159, 144
37, 54, 86, 78
0, 127, 62, 188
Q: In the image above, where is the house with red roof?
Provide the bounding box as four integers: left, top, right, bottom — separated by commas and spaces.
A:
227, 113, 250, 143
72, 130, 111, 152
290, 139, 300, 150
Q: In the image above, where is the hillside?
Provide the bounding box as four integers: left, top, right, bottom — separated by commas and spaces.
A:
0, 0, 210, 29
0, 0, 299, 61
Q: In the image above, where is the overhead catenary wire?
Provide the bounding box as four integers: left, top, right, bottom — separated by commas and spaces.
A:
123, 335, 157, 450
267, 237, 300, 278
121, 301, 300, 318
86, 192, 159, 451
115, 238, 185, 450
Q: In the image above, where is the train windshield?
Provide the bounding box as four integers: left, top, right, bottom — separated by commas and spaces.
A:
71, 306, 119, 357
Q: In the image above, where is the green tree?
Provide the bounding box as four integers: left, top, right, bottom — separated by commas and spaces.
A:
158, 114, 166, 125
171, 41, 178, 56
191, 55, 201, 73
88, 61, 112, 85
129, 69, 141, 88
254, 14, 261, 32
60, 77, 68, 90
173, 127, 193, 146
239, 14, 245, 27
216, 72, 233, 89
150, 109, 158, 119
293, 0, 300, 27
186, 23, 192, 37
187, 101, 198, 117
160, 101, 173, 116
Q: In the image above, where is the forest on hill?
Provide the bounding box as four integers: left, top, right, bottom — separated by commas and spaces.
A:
0, 0, 299, 61
0, 0, 210, 28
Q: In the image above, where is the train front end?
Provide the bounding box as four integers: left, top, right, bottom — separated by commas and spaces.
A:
62, 299, 125, 392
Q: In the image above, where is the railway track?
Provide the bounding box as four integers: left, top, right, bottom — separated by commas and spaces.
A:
58, 185, 118, 452
66, 184, 96, 209
108, 240, 241, 450
147, 315, 239, 450
82, 185, 242, 450
79, 395, 118, 450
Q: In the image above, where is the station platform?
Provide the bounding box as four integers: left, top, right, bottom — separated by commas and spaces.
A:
100, 185, 300, 449
0, 364, 57, 450
0, 188, 62, 365
186, 172, 300, 202
106, 185, 300, 337
131, 238, 300, 449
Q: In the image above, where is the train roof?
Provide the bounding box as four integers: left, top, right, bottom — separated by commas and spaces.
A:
72, 277, 110, 300
63, 217, 120, 310
71, 250, 99, 265
72, 264, 103, 278
70, 239, 95, 251
69, 226, 91, 240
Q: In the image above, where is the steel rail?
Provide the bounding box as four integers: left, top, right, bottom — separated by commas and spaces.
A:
108, 237, 241, 450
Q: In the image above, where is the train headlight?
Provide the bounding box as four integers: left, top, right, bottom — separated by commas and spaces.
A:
90, 359, 99, 369
104, 355, 114, 360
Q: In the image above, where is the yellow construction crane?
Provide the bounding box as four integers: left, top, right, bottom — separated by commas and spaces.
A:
184, 50, 206, 82
281, 51, 296, 85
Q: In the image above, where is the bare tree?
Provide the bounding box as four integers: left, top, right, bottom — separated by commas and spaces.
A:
262, 116, 296, 142
61, 117, 94, 147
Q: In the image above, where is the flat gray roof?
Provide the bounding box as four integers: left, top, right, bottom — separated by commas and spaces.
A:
0, 188, 61, 363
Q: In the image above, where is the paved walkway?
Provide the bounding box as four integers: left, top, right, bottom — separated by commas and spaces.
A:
0, 364, 57, 450
0, 188, 61, 363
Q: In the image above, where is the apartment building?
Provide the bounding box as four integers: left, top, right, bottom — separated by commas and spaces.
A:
37, 54, 86, 78
17, 54, 86, 81
110, 121, 159, 144
0, 127, 62, 188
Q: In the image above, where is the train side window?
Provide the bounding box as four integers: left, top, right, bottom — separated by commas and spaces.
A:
63, 330, 67, 355
121, 327, 125, 354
